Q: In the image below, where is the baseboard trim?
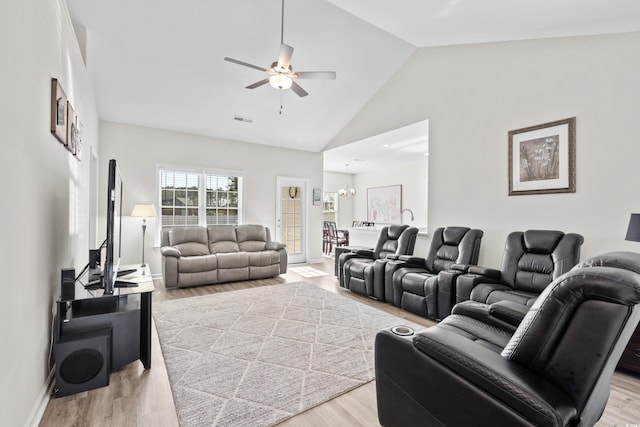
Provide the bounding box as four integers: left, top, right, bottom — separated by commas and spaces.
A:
24, 368, 54, 427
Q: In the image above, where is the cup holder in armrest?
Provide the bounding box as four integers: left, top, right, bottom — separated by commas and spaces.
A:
391, 326, 414, 336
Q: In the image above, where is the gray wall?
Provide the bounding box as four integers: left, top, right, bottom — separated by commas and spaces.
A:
329, 32, 640, 266
0, 0, 99, 425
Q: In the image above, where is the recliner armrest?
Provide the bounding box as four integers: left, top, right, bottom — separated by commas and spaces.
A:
354, 249, 375, 258
397, 255, 426, 266
451, 263, 473, 272
161, 246, 181, 258
467, 265, 501, 279
451, 301, 519, 333
489, 300, 530, 326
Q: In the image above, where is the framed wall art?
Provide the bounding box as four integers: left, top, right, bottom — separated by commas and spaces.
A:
367, 185, 402, 223
50, 78, 67, 144
312, 188, 321, 206
66, 101, 77, 154
508, 117, 576, 196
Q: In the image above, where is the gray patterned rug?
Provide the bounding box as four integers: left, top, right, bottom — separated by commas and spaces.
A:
153, 282, 420, 426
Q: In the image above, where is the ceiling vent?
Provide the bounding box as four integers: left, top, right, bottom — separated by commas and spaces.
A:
233, 115, 253, 124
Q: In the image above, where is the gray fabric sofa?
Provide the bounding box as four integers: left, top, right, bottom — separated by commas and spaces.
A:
160, 224, 287, 288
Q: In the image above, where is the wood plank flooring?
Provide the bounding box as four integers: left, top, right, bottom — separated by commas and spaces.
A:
40, 257, 640, 426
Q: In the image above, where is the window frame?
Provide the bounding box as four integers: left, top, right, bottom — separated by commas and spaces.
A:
155, 163, 244, 244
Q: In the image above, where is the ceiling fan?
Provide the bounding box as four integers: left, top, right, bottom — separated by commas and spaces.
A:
223, 0, 336, 98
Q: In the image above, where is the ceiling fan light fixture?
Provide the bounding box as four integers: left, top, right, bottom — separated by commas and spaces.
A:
269, 74, 292, 90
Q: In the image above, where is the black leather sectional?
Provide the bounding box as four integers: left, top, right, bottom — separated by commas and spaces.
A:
338, 227, 584, 323
375, 251, 640, 426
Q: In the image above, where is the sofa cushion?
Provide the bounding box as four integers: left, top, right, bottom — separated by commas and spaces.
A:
207, 225, 240, 253
237, 224, 268, 252
168, 227, 209, 256
217, 252, 249, 269
178, 254, 218, 273
248, 251, 280, 267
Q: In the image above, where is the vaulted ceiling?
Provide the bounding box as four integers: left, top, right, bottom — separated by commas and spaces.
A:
66, 0, 640, 156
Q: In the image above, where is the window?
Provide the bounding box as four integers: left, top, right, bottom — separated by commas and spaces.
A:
159, 167, 242, 228
322, 191, 337, 223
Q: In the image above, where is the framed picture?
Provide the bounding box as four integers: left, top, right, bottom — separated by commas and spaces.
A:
50, 78, 67, 144
66, 101, 77, 154
75, 120, 84, 161
367, 185, 402, 223
312, 188, 321, 206
508, 117, 576, 196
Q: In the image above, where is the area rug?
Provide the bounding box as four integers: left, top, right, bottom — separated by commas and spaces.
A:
153, 282, 421, 427
288, 265, 329, 278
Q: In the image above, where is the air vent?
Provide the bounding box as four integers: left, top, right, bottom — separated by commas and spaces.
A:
233, 115, 253, 124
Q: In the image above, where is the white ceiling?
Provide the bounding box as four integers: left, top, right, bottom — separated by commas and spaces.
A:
66, 0, 640, 160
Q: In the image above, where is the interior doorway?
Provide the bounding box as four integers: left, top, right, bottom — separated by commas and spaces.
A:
276, 177, 307, 264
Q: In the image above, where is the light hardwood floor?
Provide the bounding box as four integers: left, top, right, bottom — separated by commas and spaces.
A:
40, 257, 640, 426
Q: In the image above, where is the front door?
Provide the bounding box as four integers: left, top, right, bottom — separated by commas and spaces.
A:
276, 177, 306, 264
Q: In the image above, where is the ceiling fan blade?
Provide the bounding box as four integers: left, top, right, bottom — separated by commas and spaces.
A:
294, 71, 336, 79
246, 79, 270, 89
277, 44, 294, 70
290, 80, 308, 97
224, 57, 268, 72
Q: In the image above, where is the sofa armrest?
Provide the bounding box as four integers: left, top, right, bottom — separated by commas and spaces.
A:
266, 241, 286, 251
161, 246, 181, 258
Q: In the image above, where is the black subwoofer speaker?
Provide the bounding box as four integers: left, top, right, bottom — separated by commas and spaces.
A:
54, 328, 111, 397
61, 268, 75, 302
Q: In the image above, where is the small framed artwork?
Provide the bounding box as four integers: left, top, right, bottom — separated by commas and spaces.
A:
50, 78, 67, 144
66, 101, 77, 154
367, 185, 402, 223
75, 121, 84, 161
508, 117, 576, 196
312, 188, 321, 206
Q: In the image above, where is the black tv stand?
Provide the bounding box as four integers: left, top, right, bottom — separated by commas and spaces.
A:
114, 280, 139, 288
55, 265, 154, 377
117, 268, 138, 277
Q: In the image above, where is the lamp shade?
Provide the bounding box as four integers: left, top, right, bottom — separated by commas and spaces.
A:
625, 213, 640, 242
131, 204, 157, 218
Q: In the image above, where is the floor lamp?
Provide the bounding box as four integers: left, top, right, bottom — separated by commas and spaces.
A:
131, 204, 157, 272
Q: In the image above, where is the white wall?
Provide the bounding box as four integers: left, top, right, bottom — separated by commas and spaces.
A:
0, 0, 99, 425
352, 161, 428, 230
322, 171, 355, 229
329, 32, 640, 267
98, 121, 325, 271
323, 159, 428, 231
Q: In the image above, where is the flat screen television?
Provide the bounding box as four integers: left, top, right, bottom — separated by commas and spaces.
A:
103, 159, 123, 295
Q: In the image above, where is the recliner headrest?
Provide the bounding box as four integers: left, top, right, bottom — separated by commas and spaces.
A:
442, 227, 471, 245
387, 224, 409, 240
523, 230, 564, 254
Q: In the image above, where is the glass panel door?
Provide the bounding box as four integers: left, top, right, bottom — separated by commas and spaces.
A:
276, 178, 306, 264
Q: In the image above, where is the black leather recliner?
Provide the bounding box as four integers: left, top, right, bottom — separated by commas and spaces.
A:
339, 224, 418, 298
375, 251, 640, 427
455, 230, 584, 309
385, 227, 483, 319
